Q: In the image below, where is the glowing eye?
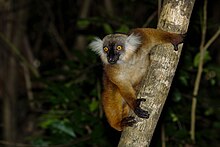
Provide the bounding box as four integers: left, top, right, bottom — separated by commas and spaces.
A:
103, 47, 109, 52
117, 45, 122, 50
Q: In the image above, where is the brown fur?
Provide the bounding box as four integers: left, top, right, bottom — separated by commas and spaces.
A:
100, 28, 184, 131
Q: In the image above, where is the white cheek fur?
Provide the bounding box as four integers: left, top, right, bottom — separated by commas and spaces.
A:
90, 37, 110, 64
100, 54, 108, 64
117, 34, 141, 62
89, 37, 103, 56
125, 33, 141, 52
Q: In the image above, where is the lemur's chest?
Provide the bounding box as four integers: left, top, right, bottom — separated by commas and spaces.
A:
115, 55, 150, 85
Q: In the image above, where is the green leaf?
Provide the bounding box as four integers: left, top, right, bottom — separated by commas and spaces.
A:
116, 25, 129, 33
205, 108, 214, 116
52, 121, 76, 137
103, 23, 113, 34
39, 118, 58, 129
170, 112, 179, 122
89, 99, 99, 112
173, 89, 182, 102
179, 76, 188, 86
210, 79, 216, 85
213, 122, 220, 128
193, 50, 211, 67
179, 71, 189, 86
77, 19, 90, 29
31, 138, 50, 146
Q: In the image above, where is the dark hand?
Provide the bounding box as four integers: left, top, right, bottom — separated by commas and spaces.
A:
172, 33, 186, 51
134, 98, 150, 119
121, 116, 137, 127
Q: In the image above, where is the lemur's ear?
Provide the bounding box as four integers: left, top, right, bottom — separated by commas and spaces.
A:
125, 33, 141, 52
89, 37, 103, 55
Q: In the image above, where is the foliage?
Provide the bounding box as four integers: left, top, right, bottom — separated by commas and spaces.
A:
31, 0, 220, 146
30, 51, 114, 146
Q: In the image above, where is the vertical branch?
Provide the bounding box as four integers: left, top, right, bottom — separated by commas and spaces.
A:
75, 0, 91, 51
158, 0, 162, 19
1, 1, 17, 145
142, 11, 157, 28
190, 0, 207, 142
22, 64, 35, 110
49, 23, 75, 60
190, 0, 220, 142
104, 0, 114, 16
161, 124, 166, 147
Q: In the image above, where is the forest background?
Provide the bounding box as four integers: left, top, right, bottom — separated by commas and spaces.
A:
0, 0, 219, 147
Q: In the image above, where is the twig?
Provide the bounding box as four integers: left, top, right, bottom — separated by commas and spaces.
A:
79, 0, 91, 18
190, 0, 220, 143
22, 64, 35, 110
74, 0, 91, 51
0, 32, 40, 78
158, 0, 162, 19
142, 11, 157, 28
104, 0, 114, 16
190, 0, 207, 142
23, 35, 36, 110
161, 124, 166, 147
203, 27, 220, 51
49, 23, 75, 60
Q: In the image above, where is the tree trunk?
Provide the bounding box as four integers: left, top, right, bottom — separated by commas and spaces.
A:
0, 1, 28, 146
118, 0, 195, 146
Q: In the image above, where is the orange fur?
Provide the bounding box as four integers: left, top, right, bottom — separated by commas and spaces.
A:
94, 28, 184, 131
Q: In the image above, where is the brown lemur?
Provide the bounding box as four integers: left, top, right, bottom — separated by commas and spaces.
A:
90, 28, 184, 131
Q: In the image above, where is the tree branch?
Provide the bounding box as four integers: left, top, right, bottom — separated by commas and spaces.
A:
118, 0, 195, 146
0, 32, 40, 78
190, 0, 220, 142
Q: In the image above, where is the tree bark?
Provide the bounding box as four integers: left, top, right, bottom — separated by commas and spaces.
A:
1, 1, 17, 145
118, 0, 195, 146
0, 1, 28, 146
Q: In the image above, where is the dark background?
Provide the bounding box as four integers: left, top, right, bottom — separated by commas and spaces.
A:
0, 0, 219, 147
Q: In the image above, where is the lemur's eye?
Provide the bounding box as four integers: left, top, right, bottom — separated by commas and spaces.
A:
103, 47, 109, 52
116, 45, 122, 50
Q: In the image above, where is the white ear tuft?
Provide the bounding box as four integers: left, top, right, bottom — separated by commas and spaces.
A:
89, 37, 103, 55
125, 33, 141, 51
